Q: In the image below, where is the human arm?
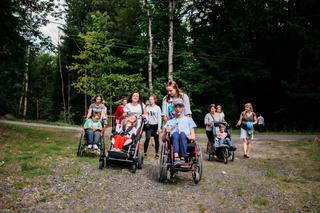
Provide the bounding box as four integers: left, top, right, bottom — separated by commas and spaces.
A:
142, 103, 148, 119
253, 112, 258, 125
221, 112, 225, 122
236, 113, 243, 127
161, 97, 168, 123
204, 114, 212, 126
157, 106, 162, 133
123, 104, 130, 117
114, 105, 121, 121
188, 128, 196, 141
101, 106, 107, 125
182, 94, 192, 116
85, 107, 92, 120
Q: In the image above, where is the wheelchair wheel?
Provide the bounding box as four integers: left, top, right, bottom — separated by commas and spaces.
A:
137, 153, 143, 169
98, 156, 106, 170
131, 163, 137, 173
77, 133, 86, 157
229, 151, 235, 161
223, 147, 228, 164
100, 138, 106, 157
159, 143, 168, 182
193, 143, 203, 184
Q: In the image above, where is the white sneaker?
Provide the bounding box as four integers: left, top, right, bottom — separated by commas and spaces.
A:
93, 144, 99, 150
88, 144, 93, 149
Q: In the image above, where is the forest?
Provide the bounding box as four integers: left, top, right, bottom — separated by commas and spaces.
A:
1, 0, 319, 130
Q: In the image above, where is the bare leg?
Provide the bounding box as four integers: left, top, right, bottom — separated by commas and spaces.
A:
243, 139, 248, 155
247, 141, 251, 156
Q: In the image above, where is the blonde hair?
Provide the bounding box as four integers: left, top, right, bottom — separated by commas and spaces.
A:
244, 103, 253, 112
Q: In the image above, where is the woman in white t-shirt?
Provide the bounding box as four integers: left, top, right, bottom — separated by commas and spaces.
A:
123, 91, 147, 119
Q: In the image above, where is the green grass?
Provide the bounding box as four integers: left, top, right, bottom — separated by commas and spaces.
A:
253, 197, 269, 206
288, 141, 320, 162
0, 124, 84, 178
198, 204, 207, 213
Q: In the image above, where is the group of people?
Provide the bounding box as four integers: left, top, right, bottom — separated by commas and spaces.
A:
83, 79, 261, 161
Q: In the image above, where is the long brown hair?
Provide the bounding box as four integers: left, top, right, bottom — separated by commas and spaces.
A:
166, 80, 183, 99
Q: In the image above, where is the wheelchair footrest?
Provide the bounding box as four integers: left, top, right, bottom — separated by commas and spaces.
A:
108, 150, 128, 159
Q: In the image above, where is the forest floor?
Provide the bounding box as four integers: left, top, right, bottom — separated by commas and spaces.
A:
0, 122, 319, 212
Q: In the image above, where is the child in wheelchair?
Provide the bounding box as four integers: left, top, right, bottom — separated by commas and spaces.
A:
215, 124, 233, 148
111, 114, 138, 152
83, 112, 102, 150
163, 98, 197, 166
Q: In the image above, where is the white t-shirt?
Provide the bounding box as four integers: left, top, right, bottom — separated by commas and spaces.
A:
124, 102, 145, 116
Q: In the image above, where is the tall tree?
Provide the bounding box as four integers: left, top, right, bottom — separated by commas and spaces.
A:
168, 0, 174, 80
145, 0, 154, 93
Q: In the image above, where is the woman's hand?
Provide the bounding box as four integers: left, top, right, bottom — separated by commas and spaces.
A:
188, 129, 196, 141
163, 116, 168, 124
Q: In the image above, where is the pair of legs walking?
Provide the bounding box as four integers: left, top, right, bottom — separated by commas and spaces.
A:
144, 124, 159, 157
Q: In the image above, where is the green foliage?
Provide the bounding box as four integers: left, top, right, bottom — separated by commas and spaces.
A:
73, 72, 146, 105
68, 12, 128, 75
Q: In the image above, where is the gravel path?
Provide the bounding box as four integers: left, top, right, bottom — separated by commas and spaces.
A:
0, 120, 319, 212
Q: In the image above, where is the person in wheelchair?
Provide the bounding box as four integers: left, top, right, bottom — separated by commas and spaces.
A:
111, 114, 138, 152
83, 112, 102, 150
163, 98, 197, 166
215, 124, 233, 148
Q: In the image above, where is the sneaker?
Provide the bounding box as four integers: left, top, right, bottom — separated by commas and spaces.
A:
93, 144, 99, 150
88, 144, 93, 149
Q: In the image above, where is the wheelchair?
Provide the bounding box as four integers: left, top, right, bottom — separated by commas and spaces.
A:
158, 132, 203, 184
98, 117, 145, 173
77, 129, 105, 157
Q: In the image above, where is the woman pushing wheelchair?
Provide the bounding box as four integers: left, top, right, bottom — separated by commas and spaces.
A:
163, 98, 197, 166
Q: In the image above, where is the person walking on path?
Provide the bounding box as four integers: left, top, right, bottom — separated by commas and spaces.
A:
236, 103, 257, 158
123, 91, 147, 118
204, 104, 222, 154
216, 105, 225, 121
114, 98, 127, 125
162, 80, 192, 124
144, 95, 162, 158
257, 114, 265, 132
85, 94, 108, 128
204, 104, 221, 142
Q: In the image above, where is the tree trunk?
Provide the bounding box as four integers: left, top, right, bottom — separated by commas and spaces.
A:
58, 33, 66, 122
168, 0, 174, 81
68, 71, 71, 123
146, 0, 153, 93
23, 45, 30, 119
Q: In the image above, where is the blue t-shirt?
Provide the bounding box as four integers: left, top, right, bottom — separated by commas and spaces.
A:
164, 116, 197, 136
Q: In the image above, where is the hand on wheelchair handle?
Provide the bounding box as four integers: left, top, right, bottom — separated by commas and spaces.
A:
165, 125, 173, 133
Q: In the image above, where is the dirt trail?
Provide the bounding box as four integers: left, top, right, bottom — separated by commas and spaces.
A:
0, 119, 319, 212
